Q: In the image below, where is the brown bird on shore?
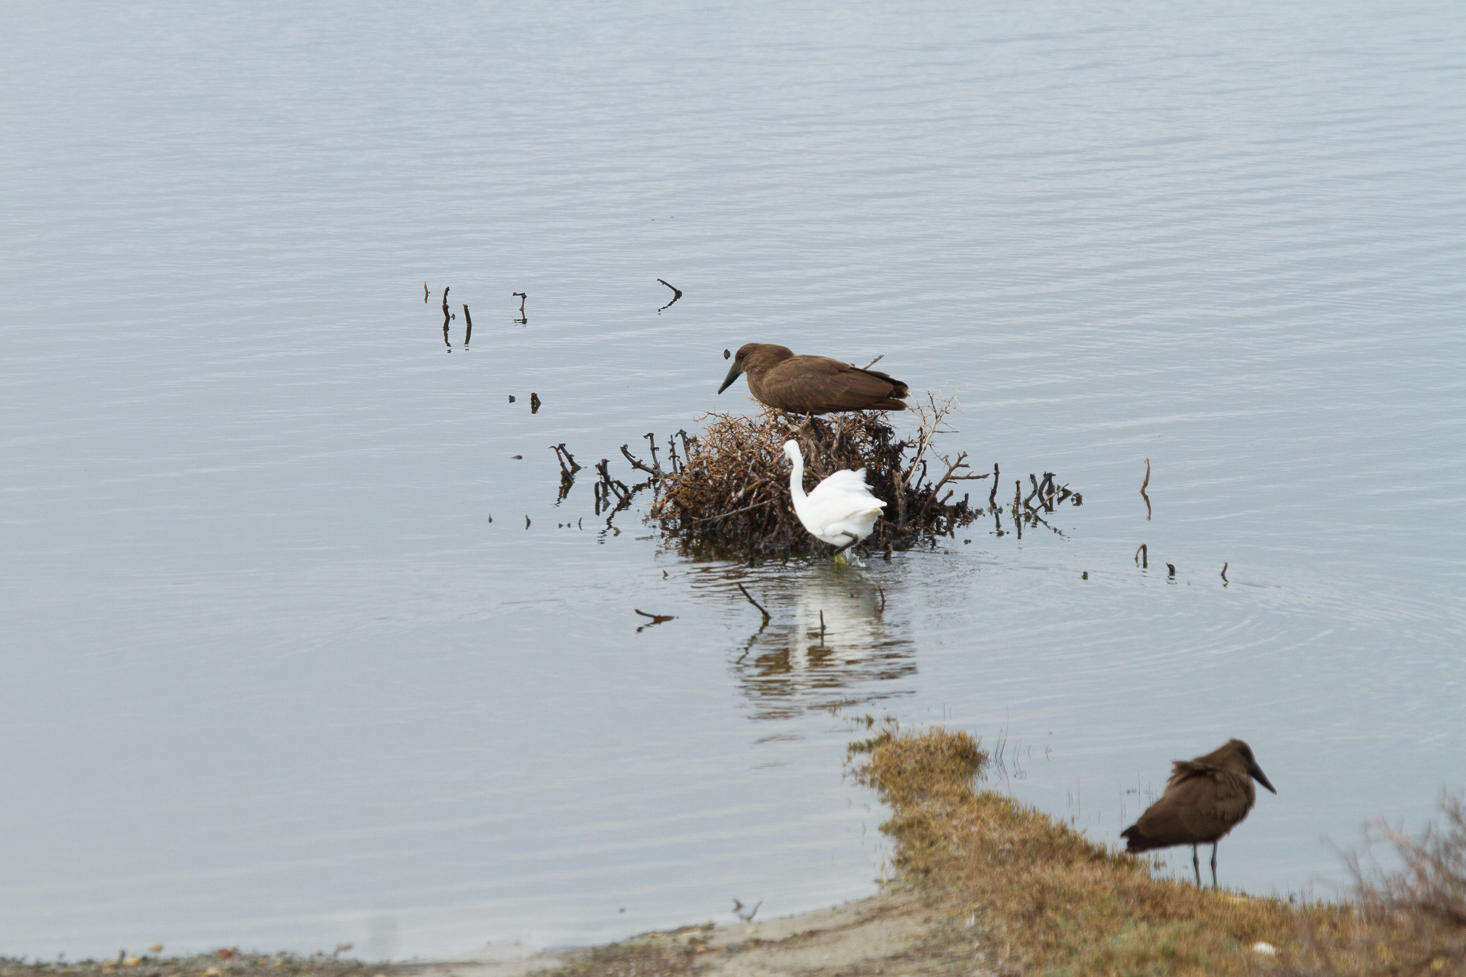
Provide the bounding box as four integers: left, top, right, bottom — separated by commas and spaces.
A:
1121, 738, 1276, 888
716, 343, 908, 415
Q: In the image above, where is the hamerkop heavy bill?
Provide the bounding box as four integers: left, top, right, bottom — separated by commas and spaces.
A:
1121, 738, 1276, 888
717, 343, 909, 415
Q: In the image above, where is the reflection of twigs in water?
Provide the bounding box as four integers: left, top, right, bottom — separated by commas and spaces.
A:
1134, 543, 1148, 568
441, 285, 453, 351
550, 444, 581, 504
634, 608, 675, 632
512, 291, 527, 324
1140, 457, 1151, 520
733, 582, 771, 663
462, 304, 472, 348
656, 278, 682, 312
590, 456, 654, 529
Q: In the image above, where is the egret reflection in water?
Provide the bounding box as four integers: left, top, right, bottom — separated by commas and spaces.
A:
732, 565, 915, 721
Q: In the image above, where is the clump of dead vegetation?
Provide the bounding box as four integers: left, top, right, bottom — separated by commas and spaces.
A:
851, 725, 1466, 977
1284, 794, 1466, 976
565, 396, 1073, 558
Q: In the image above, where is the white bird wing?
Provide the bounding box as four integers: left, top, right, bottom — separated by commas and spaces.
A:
807, 470, 886, 526
814, 467, 881, 497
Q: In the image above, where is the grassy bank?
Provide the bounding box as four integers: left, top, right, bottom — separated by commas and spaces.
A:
6, 728, 1459, 977
851, 725, 1465, 976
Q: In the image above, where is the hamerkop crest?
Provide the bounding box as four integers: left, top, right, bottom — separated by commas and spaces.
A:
717, 343, 908, 415
1121, 738, 1276, 888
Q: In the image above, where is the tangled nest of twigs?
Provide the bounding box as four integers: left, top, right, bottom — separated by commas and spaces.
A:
549, 395, 1083, 559
648, 398, 985, 558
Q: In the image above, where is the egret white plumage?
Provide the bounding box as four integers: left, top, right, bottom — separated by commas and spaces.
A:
782, 440, 886, 562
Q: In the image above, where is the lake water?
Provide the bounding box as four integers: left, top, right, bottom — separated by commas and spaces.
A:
4, 0, 1465, 962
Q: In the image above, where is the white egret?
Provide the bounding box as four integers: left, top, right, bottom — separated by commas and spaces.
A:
782, 440, 886, 563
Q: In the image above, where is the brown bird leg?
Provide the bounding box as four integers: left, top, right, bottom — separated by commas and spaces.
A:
1210, 843, 1219, 889
1192, 845, 1201, 887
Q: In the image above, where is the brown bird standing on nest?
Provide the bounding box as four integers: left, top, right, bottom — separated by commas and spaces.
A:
1121, 738, 1276, 888
717, 343, 908, 415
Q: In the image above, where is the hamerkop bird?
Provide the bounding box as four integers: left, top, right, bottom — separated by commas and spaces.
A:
1121, 738, 1276, 888
716, 343, 908, 415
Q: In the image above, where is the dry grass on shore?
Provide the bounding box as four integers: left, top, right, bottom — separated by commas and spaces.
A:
851, 726, 1466, 977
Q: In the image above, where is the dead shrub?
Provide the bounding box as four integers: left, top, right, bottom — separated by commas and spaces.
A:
1283, 793, 1466, 976
642, 396, 1077, 559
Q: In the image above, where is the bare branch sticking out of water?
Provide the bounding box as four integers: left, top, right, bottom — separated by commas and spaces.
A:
1135, 543, 1148, 568
732, 898, 762, 923
657, 278, 683, 311
620, 443, 661, 478
550, 443, 582, 475
1141, 457, 1152, 520
735, 582, 771, 625
513, 292, 527, 324
634, 608, 675, 632
462, 304, 472, 347
1221, 562, 1229, 585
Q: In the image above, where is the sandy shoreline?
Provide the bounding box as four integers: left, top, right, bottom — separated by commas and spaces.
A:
398, 891, 973, 977
1, 894, 963, 977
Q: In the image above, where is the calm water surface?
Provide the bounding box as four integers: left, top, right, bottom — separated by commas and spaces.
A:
4, 0, 1465, 961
